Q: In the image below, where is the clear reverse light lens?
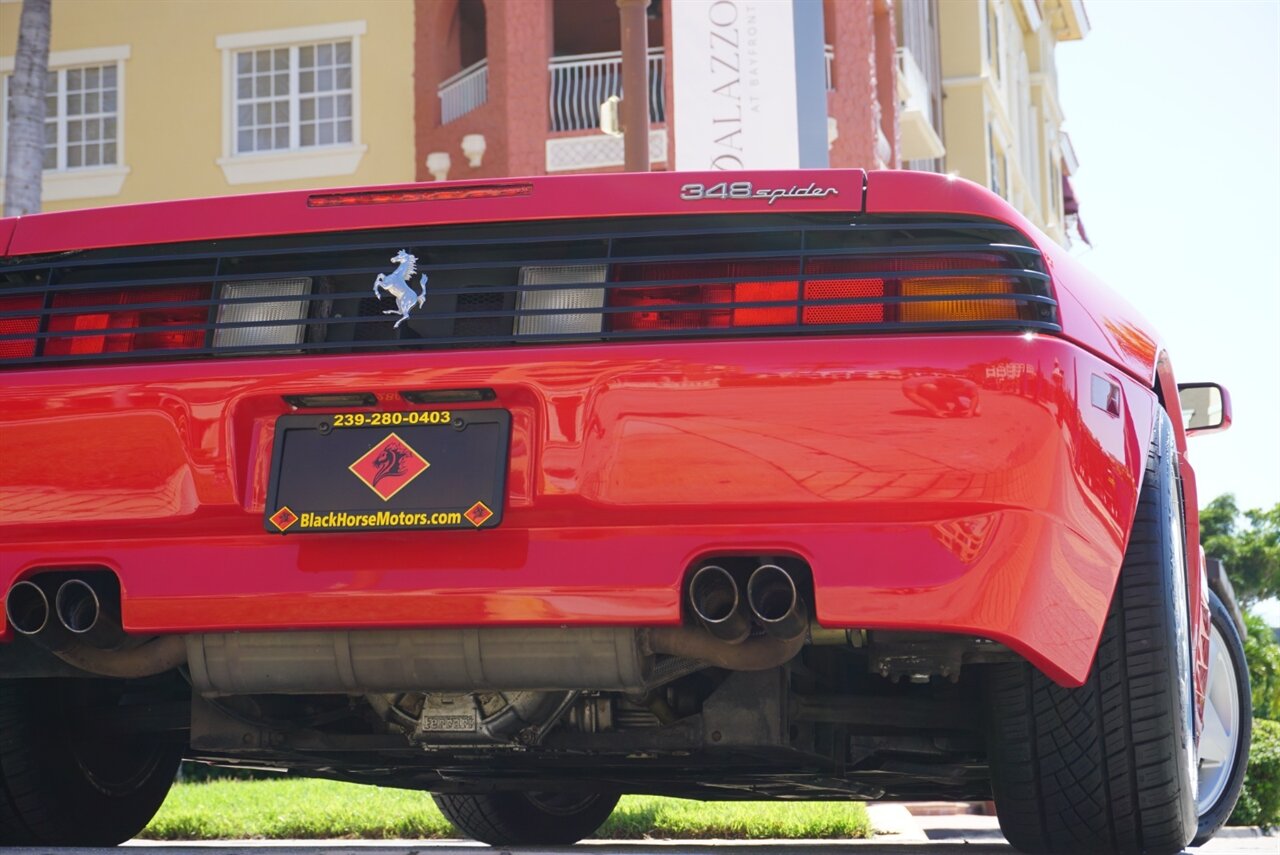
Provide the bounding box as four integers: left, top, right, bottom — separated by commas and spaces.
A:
213, 277, 311, 351
516, 265, 607, 338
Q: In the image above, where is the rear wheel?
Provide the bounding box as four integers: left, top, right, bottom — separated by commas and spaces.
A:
1192, 589, 1252, 846
433, 789, 620, 846
0, 678, 183, 845
986, 410, 1197, 854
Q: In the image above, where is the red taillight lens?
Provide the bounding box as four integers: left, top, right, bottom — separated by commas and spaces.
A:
45, 286, 210, 356
609, 261, 800, 331
801, 259, 885, 325
0, 295, 42, 359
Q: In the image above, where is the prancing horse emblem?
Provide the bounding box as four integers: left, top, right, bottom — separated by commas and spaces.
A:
373, 249, 427, 328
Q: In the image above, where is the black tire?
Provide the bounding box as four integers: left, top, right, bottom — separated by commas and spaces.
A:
434, 789, 620, 846
1192, 589, 1252, 846
986, 409, 1197, 854
0, 678, 183, 845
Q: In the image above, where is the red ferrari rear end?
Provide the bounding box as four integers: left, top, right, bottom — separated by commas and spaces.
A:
0, 170, 1213, 853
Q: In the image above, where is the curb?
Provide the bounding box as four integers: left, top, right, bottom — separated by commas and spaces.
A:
1212, 826, 1275, 838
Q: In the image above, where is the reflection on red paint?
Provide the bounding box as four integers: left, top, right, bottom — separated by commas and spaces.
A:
1103, 318, 1159, 367
0, 334, 1157, 686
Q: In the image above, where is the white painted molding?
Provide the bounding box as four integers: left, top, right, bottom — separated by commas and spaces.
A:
0, 166, 130, 203
1, 44, 130, 73
215, 21, 366, 51
217, 144, 367, 185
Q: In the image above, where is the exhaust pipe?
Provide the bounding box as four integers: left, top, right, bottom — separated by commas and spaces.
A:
646, 625, 804, 671
688, 565, 750, 643
747, 564, 808, 640
647, 562, 811, 672
55, 578, 126, 649
5, 581, 51, 636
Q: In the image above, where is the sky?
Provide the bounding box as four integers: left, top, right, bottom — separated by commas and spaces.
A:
1054, 0, 1280, 516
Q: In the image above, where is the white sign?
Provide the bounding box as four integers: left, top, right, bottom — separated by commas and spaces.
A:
671, 0, 802, 170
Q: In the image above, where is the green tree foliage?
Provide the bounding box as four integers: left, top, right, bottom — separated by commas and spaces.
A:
1243, 611, 1280, 720
1230, 718, 1280, 828
1200, 495, 1280, 605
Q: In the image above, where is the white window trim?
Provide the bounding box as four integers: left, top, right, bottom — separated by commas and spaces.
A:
215, 21, 367, 185
0, 45, 131, 202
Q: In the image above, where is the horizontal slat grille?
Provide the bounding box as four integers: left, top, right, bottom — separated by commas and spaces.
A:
0, 214, 1055, 368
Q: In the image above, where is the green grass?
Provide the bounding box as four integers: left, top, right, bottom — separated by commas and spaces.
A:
142, 778, 874, 840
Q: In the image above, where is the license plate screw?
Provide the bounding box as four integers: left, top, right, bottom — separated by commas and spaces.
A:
452, 417, 465, 431
318, 420, 333, 435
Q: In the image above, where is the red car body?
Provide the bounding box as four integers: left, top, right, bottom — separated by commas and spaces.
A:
0, 169, 1207, 693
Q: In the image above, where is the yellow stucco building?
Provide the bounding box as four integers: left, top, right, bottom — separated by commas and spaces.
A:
937, 0, 1087, 244
0, 0, 415, 212
3, 0, 1087, 243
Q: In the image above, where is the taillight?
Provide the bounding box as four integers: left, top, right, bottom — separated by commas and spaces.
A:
0, 295, 42, 359
45, 285, 210, 356
899, 276, 1018, 322
516, 265, 608, 337
801, 258, 885, 325
609, 261, 800, 331
607, 254, 1022, 331
804, 253, 1021, 325
213, 277, 311, 351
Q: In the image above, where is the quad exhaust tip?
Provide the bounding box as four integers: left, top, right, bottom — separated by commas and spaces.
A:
5, 580, 51, 636
688, 560, 810, 644
688, 564, 751, 644
4, 575, 125, 650
55, 578, 103, 635
747, 563, 807, 641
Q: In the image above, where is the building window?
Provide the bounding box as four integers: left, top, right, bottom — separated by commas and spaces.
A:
216, 21, 367, 185
233, 41, 353, 154
1049, 159, 1062, 225
5, 63, 119, 170
988, 126, 1007, 200
0, 45, 131, 202
985, 0, 1002, 82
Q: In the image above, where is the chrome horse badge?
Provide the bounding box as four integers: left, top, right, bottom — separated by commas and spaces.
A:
373, 250, 427, 328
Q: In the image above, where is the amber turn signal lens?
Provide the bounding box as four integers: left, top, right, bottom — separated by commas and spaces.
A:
899, 276, 1020, 322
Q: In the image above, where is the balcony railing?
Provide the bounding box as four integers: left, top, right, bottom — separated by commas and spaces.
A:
549, 47, 665, 133
439, 58, 488, 124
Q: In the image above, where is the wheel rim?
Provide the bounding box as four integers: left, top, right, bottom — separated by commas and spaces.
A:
1197, 620, 1242, 815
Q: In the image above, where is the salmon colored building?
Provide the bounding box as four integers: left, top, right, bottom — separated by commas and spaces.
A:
414, 0, 902, 181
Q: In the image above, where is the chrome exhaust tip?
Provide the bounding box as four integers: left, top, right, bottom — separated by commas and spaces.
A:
54, 577, 125, 648
5, 581, 50, 636
688, 564, 751, 644
55, 578, 102, 634
747, 564, 807, 641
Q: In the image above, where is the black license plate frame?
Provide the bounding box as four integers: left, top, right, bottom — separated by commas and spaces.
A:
263, 409, 509, 533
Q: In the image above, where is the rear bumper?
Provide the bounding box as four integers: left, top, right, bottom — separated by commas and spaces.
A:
0, 333, 1156, 685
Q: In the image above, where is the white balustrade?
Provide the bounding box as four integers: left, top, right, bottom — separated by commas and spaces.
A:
549, 48, 665, 133
439, 59, 489, 125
